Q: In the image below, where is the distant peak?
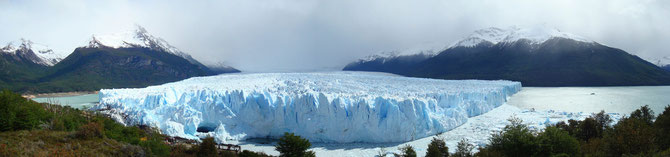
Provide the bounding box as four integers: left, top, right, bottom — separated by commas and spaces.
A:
85, 25, 191, 60
451, 25, 593, 48
358, 42, 448, 62
1, 39, 63, 66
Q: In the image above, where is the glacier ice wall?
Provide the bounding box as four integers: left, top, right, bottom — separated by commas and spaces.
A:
94, 72, 521, 143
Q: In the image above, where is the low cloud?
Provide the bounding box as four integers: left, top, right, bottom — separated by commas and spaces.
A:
2, 0, 669, 71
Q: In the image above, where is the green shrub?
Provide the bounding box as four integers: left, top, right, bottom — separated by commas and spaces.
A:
197, 136, 217, 157
536, 126, 580, 156
580, 138, 606, 157
473, 147, 503, 157
275, 132, 315, 157
576, 117, 600, 141
604, 117, 657, 156
593, 110, 613, 130
488, 117, 537, 157
239, 150, 271, 157
76, 122, 104, 139
630, 105, 655, 125
170, 144, 197, 157
0, 90, 51, 131
398, 145, 417, 157
654, 105, 670, 150
453, 139, 474, 157
426, 137, 449, 157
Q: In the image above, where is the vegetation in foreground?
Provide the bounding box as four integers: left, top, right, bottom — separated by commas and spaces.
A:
393, 105, 670, 157
3, 89, 670, 157
0, 90, 268, 157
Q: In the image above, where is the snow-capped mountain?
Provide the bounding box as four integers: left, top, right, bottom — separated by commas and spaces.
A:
450, 25, 592, 48
86, 25, 200, 65
354, 25, 593, 64
345, 25, 670, 86
358, 42, 448, 63
0, 39, 63, 66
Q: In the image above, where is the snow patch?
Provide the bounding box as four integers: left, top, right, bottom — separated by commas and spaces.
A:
86, 25, 195, 63
358, 42, 448, 62
1, 39, 64, 66
451, 25, 593, 48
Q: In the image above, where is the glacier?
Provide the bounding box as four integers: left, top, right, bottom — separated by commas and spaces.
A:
93, 72, 521, 143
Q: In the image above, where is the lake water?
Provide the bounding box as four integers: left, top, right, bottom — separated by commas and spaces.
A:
31, 94, 99, 109
507, 86, 670, 115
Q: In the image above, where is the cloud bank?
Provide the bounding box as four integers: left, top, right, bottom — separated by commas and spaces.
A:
1, 0, 669, 71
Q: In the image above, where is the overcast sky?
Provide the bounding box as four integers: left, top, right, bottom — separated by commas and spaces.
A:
1, 0, 669, 72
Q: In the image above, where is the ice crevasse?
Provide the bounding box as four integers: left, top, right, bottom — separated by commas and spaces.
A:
94, 72, 521, 143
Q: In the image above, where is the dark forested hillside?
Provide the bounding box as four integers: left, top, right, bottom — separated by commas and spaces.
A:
0, 47, 239, 93
345, 38, 670, 86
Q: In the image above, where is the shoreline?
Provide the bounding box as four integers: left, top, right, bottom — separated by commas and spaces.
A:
22, 91, 98, 99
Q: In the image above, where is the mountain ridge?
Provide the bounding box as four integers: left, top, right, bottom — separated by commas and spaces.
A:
344, 26, 670, 86
0, 26, 240, 93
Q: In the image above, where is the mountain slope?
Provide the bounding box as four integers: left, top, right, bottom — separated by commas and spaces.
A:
0, 39, 63, 91
663, 65, 670, 72
344, 26, 670, 86
1, 39, 64, 66
1, 26, 240, 93
34, 47, 214, 92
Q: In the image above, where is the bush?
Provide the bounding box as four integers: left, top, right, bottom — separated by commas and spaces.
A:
453, 139, 474, 157
239, 150, 271, 157
488, 117, 537, 157
576, 117, 600, 141
580, 138, 606, 157
275, 132, 315, 157
654, 105, 670, 150
397, 145, 417, 157
426, 137, 449, 157
197, 136, 218, 157
536, 126, 580, 156
604, 117, 657, 156
0, 90, 51, 131
473, 147, 503, 157
76, 122, 104, 139
593, 110, 613, 130
170, 144, 197, 157
630, 105, 655, 125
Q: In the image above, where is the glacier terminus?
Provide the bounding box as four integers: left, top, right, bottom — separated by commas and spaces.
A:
94, 72, 521, 143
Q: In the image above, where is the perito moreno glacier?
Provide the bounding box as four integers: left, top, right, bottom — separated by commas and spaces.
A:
93, 72, 521, 143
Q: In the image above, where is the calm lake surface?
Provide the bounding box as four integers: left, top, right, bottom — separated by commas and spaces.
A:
30, 86, 670, 114
507, 86, 670, 115
32, 94, 99, 109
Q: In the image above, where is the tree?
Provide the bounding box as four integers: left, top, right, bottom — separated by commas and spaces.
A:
576, 117, 600, 141
197, 136, 217, 157
654, 105, 670, 150
275, 132, 315, 157
593, 110, 613, 130
604, 117, 657, 156
398, 145, 417, 157
426, 137, 449, 157
488, 117, 537, 157
0, 90, 51, 131
630, 105, 655, 125
452, 139, 474, 157
536, 126, 580, 156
